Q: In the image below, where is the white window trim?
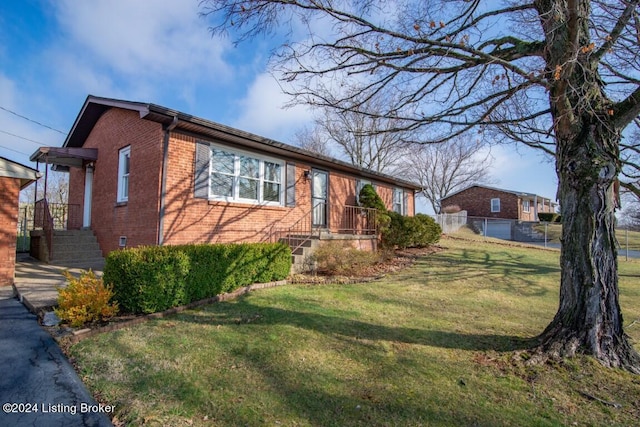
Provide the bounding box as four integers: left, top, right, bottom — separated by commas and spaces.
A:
522, 200, 530, 213
491, 198, 500, 213
117, 146, 131, 203
208, 143, 285, 206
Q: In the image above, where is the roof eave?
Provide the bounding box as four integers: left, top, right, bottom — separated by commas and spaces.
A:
59, 95, 422, 190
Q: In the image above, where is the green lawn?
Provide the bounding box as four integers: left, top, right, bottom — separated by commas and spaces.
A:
69, 237, 640, 426
533, 223, 640, 250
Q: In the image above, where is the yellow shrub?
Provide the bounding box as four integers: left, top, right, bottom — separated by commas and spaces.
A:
55, 270, 119, 328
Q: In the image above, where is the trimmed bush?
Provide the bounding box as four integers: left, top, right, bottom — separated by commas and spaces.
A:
538, 213, 561, 223
104, 243, 291, 314
55, 270, 119, 328
382, 212, 442, 249
359, 184, 387, 211
359, 184, 391, 230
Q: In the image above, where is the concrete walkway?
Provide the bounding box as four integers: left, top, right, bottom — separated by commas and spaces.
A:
13, 253, 105, 314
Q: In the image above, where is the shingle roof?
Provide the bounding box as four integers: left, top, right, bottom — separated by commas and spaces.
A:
442, 184, 557, 204
59, 95, 422, 190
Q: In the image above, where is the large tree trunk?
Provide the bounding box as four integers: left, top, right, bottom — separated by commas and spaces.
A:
536, 116, 640, 373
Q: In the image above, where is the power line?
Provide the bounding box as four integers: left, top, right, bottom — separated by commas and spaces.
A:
0, 129, 49, 146
0, 105, 67, 135
0, 142, 32, 157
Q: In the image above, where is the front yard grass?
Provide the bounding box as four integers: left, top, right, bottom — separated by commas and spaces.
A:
69, 237, 640, 426
532, 223, 640, 250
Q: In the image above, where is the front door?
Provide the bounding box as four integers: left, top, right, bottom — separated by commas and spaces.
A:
311, 170, 328, 228
82, 165, 94, 228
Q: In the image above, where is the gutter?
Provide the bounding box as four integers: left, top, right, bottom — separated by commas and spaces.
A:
158, 115, 179, 245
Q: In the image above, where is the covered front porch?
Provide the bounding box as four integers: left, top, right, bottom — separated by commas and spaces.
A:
28, 147, 101, 263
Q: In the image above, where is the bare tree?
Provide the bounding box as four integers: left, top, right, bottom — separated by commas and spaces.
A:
20, 170, 68, 204
409, 138, 494, 213
618, 194, 640, 230
201, 0, 640, 371
620, 120, 640, 199
294, 125, 334, 157
306, 95, 410, 174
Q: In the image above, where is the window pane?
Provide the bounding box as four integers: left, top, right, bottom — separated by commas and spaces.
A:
211, 173, 233, 197
313, 172, 327, 198
123, 153, 130, 174
263, 182, 281, 202
239, 177, 259, 200
240, 156, 259, 178
264, 161, 281, 182
122, 176, 129, 199
211, 149, 235, 174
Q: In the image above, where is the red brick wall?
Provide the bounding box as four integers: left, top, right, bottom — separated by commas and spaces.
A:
162, 133, 314, 244
162, 133, 416, 245
69, 108, 417, 254
0, 177, 20, 286
442, 186, 520, 219
68, 108, 164, 254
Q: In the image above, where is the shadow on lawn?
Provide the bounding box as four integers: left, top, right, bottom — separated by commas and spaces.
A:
407, 248, 561, 298
105, 330, 495, 427
182, 300, 537, 353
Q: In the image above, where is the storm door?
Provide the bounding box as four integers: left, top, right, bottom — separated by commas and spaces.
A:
311, 170, 328, 228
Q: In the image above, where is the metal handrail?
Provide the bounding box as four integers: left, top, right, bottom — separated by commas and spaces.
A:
340, 205, 378, 235
33, 200, 83, 260
271, 207, 318, 254
34, 199, 54, 259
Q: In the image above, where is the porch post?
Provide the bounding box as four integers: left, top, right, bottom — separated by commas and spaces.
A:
83, 164, 94, 228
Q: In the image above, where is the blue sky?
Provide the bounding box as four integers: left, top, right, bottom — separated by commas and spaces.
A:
0, 0, 558, 213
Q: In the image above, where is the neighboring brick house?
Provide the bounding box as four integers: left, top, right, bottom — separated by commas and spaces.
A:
440, 185, 558, 240
441, 185, 557, 221
29, 96, 419, 261
0, 157, 40, 286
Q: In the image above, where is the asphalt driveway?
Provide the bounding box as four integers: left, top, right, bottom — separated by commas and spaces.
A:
0, 292, 113, 427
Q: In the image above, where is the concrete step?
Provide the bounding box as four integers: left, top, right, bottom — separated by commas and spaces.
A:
49, 258, 106, 270
51, 241, 100, 251
51, 234, 100, 244
49, 229, 104, 264
50, 250, 104, 262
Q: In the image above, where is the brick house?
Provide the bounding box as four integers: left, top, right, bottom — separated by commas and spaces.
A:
440, 185, 558, 240
441, 185, 557, 220
0, 157, 40, 286
29, 96, 419, 263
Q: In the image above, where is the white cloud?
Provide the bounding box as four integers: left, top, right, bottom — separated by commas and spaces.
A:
234, 72, 313, 142
48, 0, 232, 102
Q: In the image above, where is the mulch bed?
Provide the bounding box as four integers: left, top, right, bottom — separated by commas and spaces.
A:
289, 246, 444, 284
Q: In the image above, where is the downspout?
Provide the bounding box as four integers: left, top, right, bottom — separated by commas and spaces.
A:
158, 115, 179, 245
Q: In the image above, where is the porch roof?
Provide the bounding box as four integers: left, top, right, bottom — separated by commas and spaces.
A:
29, 147, 98, 170
0, 156, 41, 189
58, 95, 422, 190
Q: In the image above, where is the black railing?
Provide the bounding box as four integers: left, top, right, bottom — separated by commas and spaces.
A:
339, 205, 378, 235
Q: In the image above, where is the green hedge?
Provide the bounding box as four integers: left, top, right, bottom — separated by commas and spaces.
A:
382, 212, 442, 249
103, 243, 291, 314
538, 213, 561, 223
